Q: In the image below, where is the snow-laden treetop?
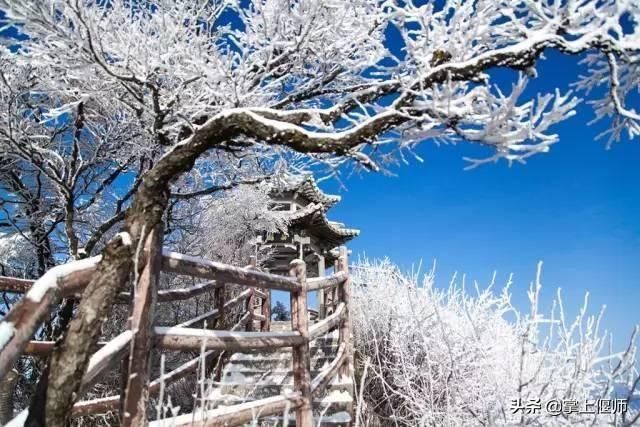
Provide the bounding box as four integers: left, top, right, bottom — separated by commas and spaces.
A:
0, 0, 638, 171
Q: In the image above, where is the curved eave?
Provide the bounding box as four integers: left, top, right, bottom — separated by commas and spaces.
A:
297, 178, 341, 209
284, 203, 359, 248
284, 203, 324, 222
273, 175, 341, 208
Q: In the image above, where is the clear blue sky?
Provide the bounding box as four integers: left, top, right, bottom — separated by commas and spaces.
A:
318, 49, 640, 343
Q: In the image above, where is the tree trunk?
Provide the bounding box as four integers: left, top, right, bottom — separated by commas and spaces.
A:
0, 369, 19, 424
32, 234, 133, 427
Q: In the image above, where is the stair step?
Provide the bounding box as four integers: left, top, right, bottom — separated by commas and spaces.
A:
208, 389, 353, 414
310, 336, 340, 346
236, 343, 340, 355
214, 380, 353, 398
261, 410, 352, 426
205, 327, 353, 425
226, 356, 338, 371
222, 368, 335, 384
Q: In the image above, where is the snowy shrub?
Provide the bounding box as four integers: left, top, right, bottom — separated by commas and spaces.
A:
0, 233, 37, 277
351, 259, 640, 426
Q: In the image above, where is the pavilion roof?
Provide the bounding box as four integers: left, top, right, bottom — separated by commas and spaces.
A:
272, 174, 341, 209
284, 203, 359, 249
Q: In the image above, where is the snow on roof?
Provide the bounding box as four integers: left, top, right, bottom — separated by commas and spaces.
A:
281, 203, 359, 249
271, 174, 341, 208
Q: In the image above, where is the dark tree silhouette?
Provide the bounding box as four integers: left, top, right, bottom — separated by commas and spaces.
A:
272, 301, 290, 321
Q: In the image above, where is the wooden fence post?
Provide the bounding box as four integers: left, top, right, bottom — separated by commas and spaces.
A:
121, 224, 163, 427
213, 283, 225, 329
261, 289, 271, 332
338, 246, 351, 378
331, 259, 340, 315
246, 256, 257, 332
289, 259, 313, 427
317, 255, 326, 319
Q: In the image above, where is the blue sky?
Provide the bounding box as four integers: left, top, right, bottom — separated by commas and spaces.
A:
318, 49, 640, 343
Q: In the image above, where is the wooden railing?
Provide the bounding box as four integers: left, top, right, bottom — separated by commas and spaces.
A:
0, 246, 351, 426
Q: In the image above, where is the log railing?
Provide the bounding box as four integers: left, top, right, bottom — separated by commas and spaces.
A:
0, 246, 352, 426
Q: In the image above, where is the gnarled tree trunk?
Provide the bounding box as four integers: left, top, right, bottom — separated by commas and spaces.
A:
0, 369, 19, 423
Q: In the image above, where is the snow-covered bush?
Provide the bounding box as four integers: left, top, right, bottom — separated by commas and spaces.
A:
0, 233, 37, 278
351, 259, 640, 426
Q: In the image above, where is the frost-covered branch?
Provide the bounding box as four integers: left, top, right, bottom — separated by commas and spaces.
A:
351, 258, 640, 426
0, 0, 637, 171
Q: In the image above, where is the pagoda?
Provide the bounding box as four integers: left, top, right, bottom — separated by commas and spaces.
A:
257, 174, 359, 315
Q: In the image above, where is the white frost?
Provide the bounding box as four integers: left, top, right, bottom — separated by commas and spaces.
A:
26, 255, 101, 303
115, 231, 133, 247
86, 330, 133, 375
5, 409, 28, 427
0, 322, 16, 350
155, 326, 299, 339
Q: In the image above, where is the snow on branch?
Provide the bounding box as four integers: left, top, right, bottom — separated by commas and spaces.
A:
0, 0, 637, 173
350, 258, 640, 426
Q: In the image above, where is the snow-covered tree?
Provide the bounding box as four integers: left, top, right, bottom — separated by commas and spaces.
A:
0, 0, 638, 425
350, 259, 640, 426
166, 183, 288, 265
1, 0, 638, 174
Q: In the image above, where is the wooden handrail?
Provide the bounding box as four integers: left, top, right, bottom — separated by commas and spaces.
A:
311, 341, 347, 395
0, 276, 36, 293
2, 245, 353, 426
72, 311, 253, 417
307, 271, 348, 291
122, 225, 163, 427
154, 328, 304, 351
224, 288, 253, 310
0, 258, 99, 295
175, 308, 220, 329
162, 251, 300, 291
72, 395, 120, 418
117, 279, 223, 303
148, 393, 305, 427
233, 311, 252, 330
175, 287, 252, 328
309, 303, 345, 340
0, 255, 102, 380
254, 289, 268, 299
80, 331, 133, 394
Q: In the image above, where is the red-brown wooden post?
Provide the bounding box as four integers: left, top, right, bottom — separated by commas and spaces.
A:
261, 289, 271, 331
212, 282, 226, 382
317, 255, 326, 319
246, 256, 257, 332
121, 223, 163, 427
213, 282, 225, 329
289, 259, 313, 427
338, 246, 351, 378
331, 259, 340, 315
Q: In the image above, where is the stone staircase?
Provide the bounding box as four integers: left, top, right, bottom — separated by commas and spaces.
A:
206, 321, 353, 426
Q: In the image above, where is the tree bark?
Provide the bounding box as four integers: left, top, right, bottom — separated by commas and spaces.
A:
35, 234, 133, 427
0, 369, 19, 424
